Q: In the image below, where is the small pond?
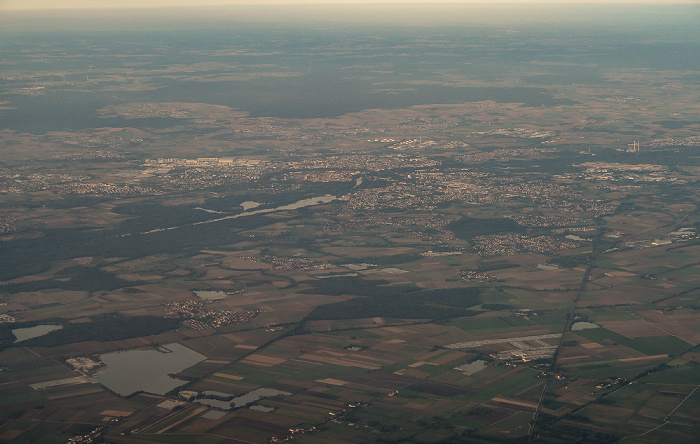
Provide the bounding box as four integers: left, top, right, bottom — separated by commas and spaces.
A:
566, 235, 592, 242
240, 201, 261, 211
231, 388, 292, 408
197, 398, 232, 410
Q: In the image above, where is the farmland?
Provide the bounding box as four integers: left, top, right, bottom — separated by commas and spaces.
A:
1, 4, 700, 443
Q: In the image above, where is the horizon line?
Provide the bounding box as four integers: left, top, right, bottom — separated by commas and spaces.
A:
3, 1, 700, 12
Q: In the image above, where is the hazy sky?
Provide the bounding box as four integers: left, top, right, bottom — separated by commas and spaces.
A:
3, 0, 700, 10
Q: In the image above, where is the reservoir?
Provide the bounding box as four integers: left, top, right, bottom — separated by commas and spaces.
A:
91, 343, 205, 396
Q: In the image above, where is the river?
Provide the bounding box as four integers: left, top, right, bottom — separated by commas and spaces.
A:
132, 194, 346, 236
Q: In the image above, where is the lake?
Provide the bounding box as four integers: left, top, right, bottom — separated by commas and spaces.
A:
194, 387, 292, 410
91, 343, 205, 396
12, 324, 63, 342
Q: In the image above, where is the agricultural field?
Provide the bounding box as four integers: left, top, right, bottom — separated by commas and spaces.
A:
1, 4, 700, 443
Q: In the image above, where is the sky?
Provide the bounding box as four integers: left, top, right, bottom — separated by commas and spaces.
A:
1, 1, 697, 32
2, 0, 700, 10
